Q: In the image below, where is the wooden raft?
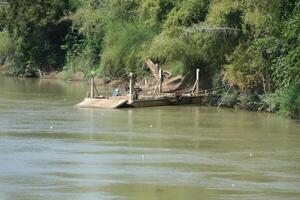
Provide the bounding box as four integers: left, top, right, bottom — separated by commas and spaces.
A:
76, 97, 128, 109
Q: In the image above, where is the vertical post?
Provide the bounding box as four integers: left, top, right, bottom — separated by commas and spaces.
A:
196, 68, 200, 95
158, 68, 162, 94
129, 73, 133, 102
91, 77, 94, 98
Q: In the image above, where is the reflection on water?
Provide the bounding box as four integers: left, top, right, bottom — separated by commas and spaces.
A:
0, 77, 299, 200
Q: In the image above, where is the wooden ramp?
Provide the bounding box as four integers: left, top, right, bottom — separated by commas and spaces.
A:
76, 98, 128, 109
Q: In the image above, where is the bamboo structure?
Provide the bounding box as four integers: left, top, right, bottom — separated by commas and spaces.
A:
91, 77, 94, 98
196, 68, 200, 95
158, 68, 163, 94
192, 68, 200, 94
129, 73, 134, 102
183, 24, 241, 38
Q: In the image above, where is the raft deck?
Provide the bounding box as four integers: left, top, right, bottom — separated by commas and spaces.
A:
76, 97, 129, 109
76, 94, 207, 109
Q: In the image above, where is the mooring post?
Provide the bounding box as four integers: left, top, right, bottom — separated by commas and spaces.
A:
159, 68, 162, 94
129, 73, 133, 102
196, 68, 200, 94
91, 77, 94, 98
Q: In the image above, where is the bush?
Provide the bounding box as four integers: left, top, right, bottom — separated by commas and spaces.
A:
58, 68, 74, 81
237, 93, 261, 111
280, 81, 300, 119
204, 87, 238, 108
258, 93, 281, 113
2, 1, 75, 76
204, 90, 222, 106
0, 31, 14, 62
101, 22, 158, 78
220, 92, 239, 108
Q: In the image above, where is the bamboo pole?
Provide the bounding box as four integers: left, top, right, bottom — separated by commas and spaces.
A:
196, 68, 200, 95
217, 85, 233, 109
129, 73, 133, 102
158, 69, 162, 94
91, 77, 94, 98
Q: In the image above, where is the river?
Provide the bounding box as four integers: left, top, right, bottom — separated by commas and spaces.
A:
0, 77, 299, 200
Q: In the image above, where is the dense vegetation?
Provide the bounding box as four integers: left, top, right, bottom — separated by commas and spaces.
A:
0, 0, 299, 118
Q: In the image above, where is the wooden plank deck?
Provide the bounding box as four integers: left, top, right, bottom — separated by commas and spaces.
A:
76, 97, 128, 109
76, 94, 207, 109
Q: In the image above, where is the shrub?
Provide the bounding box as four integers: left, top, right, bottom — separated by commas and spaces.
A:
220, 91, 239, 108
280, 80, 300, 119
0, 31, 14, 62
258, 93, 281, 113
204, 90, 222, 106
237, 93, 261, 111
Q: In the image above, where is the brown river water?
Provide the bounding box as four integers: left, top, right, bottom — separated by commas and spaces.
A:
0, 77, 299, 200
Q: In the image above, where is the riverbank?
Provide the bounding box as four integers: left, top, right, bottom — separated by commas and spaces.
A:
0, 69, 299, 119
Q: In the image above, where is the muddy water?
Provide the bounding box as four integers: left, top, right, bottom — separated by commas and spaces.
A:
0, 77, 299, 200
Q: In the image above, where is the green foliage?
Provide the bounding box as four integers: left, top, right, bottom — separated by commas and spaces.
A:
204, 87, 239, 108
2, 0, 77, 76
258, 93, 281, 113
57, 69, 74, 81
162, 61, 184, 75
204, 90, 222, 106
66, 0, 229, 82
236, 92, 280, 113
2, 0, 298, 82
101, 21, 158, 78
61, 1, 106, 78
164, 0, 209, 27
237, 93, 261, 111
274, 3, 300, 88
224, 0, 300, 92
280, 80, 300, 119
0, 31, 14, 62
220, 92, 239, 108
